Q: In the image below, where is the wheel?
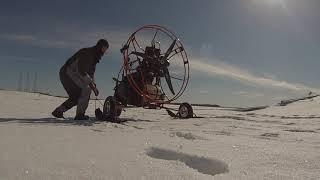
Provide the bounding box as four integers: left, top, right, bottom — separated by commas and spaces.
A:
178, 102, 193, 118
103, 96, 122, 120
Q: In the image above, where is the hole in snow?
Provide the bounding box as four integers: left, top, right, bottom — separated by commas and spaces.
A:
146, 147, 229, 176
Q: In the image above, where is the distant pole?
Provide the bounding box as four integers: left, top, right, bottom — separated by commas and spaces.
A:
33, 72, 38, 93
18, 72, 22, 91
25, 72, 30, 92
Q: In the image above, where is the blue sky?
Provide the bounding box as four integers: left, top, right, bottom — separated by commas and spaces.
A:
1, 0, 320, 106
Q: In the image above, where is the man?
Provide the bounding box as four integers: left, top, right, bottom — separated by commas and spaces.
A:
52, 39, 109, 120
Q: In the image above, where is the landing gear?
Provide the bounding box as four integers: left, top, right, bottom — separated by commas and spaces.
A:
95, 96, 122, 122
166, 102, 194, 119
103, 96, 122, 120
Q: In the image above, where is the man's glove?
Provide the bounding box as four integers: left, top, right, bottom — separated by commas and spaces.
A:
89, 82, 99, 96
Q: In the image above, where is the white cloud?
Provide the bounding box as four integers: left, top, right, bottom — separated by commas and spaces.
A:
232, 91, 247, 95
0, 25, 180, 59
0, 33, 75, 49
199, 90, 209, 94
0, 34, 36, 41
0, 55, 57, 64
232, 91, 265, 98
272, 96, 288, 101
191, 57, 320, 93
0, 25, 132, 53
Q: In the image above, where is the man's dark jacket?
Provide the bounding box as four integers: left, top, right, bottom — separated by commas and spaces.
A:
61, 46, 103, 81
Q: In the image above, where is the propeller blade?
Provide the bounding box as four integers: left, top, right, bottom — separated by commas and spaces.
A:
131, 51, 145, 58
164, 67, 175, 95
161, 39, 177, 64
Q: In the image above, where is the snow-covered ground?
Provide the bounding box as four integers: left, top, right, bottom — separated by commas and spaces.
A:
0, 90, 319, 180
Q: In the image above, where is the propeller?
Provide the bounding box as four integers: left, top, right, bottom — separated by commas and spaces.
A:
160, 39, 176, 64
163, 67, 175, 95
130, 51, 145, 58
160, 39, 177, 95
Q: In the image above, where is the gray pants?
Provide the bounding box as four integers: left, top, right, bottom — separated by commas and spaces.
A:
59, 68, 91, 115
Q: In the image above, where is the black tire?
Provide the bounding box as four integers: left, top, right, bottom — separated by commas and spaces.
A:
103, 96, 122, 119
178, 103, 193, 118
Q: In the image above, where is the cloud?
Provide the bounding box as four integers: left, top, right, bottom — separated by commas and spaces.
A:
272, 96, 288, 101
0, 34, 36, 41
199, 90, 209, 94
191, 57, 320, 93
0, 24, 190, 56
0, 25, 133, 53
232, 91, 265, 98
0, 55, 56, 64
0, 33, 75, 49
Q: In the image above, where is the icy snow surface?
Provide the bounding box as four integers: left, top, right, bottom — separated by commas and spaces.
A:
0, 90, 319, 179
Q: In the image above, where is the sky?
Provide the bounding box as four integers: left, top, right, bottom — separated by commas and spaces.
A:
1, 0, 320, 106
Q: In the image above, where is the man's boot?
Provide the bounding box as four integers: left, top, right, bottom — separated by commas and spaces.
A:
52, 105, 67, 118
74, 113, 90, 120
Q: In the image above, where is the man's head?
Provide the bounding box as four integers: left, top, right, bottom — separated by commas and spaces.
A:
96, 39, 109, 55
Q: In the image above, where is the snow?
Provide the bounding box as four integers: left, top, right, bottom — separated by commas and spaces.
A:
0, 90, 319, 179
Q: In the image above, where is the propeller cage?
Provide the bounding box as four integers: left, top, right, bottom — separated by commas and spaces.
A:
117, 25, 190, 105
